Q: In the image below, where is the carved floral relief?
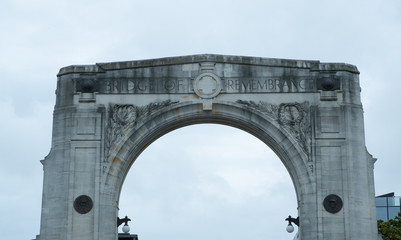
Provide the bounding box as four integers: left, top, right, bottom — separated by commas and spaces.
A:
104, 100, 179, 161
237, 100, 312, 159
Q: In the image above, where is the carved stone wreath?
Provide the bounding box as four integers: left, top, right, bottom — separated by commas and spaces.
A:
236, 100, 312, 158
278, 103, 304, 126
104, 100, 179, 161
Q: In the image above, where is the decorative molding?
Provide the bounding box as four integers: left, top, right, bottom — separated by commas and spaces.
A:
236, 100, 312, 158
104, 100, 179, 161
193, 72, 222, 99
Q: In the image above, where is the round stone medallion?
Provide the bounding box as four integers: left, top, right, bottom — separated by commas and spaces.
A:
323, 194, 343, 213
193, 72, 222, 99
74, 195, 93, 214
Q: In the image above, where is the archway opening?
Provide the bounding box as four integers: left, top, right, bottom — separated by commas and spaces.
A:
119, 124, 297, 240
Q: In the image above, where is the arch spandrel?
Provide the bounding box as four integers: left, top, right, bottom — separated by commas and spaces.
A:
103, 101, 315, 205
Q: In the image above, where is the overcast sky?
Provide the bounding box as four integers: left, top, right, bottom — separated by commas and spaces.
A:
1, 0, 400, 240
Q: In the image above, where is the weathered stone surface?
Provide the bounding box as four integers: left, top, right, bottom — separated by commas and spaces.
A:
37, 54, 379, 240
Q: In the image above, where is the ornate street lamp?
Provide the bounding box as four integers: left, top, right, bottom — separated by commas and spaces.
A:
122, 221, 130, 234
285, 215, 299, 233
117, 216, 139, 240
117, 216, 131, 229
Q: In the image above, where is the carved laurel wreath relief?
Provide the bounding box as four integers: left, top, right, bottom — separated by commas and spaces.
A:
236, 100, 312, 159
104, 100, 179, 161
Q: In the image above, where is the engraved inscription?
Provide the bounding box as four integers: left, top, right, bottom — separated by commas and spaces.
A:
76, 76, 315, 94
103, 78, 186, 93
226, 78, 314, 92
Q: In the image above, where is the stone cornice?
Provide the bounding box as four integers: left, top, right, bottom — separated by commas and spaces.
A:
57, 54, 359, 76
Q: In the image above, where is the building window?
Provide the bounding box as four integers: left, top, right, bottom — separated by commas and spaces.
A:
376, 193, 401, 221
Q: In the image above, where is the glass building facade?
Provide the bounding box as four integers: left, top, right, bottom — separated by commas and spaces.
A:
376, 193, 401, 221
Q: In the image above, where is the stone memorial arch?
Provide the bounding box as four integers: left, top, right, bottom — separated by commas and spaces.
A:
37, 54, 379, 240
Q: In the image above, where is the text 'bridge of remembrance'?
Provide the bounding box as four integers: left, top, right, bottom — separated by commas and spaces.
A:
37, 54, 379, 240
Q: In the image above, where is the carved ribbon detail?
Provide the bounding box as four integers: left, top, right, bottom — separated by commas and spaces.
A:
237, 100, 312, 158
105, 100, 179, 161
